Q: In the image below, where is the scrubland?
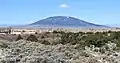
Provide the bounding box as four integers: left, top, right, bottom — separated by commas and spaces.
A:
0, 31, 120, 63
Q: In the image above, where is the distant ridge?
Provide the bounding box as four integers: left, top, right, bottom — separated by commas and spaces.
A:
30, 16, 108, 28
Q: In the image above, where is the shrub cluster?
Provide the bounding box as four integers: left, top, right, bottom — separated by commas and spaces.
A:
52, 31, 120, 49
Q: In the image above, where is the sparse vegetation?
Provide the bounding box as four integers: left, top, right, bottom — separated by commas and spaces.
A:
54, 31, 120, 48
0, 31, 120, 63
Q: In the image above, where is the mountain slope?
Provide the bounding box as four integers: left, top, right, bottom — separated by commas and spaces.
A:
30, 16, 107, 28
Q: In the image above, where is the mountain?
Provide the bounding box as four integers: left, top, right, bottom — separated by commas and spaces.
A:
30, 16, 108, 28
106, 24, 120, 27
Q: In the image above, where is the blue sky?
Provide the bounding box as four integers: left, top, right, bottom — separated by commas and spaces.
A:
0, 0, 120, 25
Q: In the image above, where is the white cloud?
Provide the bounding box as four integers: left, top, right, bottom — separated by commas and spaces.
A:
59, 4, 70, 8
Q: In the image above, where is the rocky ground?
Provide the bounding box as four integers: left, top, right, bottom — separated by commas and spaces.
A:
0, 40, 120, 63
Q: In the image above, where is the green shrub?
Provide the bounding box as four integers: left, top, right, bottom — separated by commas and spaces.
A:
0, 42, 8, 48
41, 40, 51, 45
26, 35, 38, 42
53, 30, 58, 33
51, 31, 120, 48
16, 34, 23, 41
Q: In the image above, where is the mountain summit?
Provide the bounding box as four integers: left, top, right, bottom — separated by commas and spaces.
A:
30, 16, 107, 28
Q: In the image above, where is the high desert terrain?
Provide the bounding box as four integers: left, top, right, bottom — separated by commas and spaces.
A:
1, 0, 120, 63
0, 28, 120, 63
0, 16, 120, 63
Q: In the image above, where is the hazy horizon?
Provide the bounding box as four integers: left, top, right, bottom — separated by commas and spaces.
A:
0, 0, 120, 26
